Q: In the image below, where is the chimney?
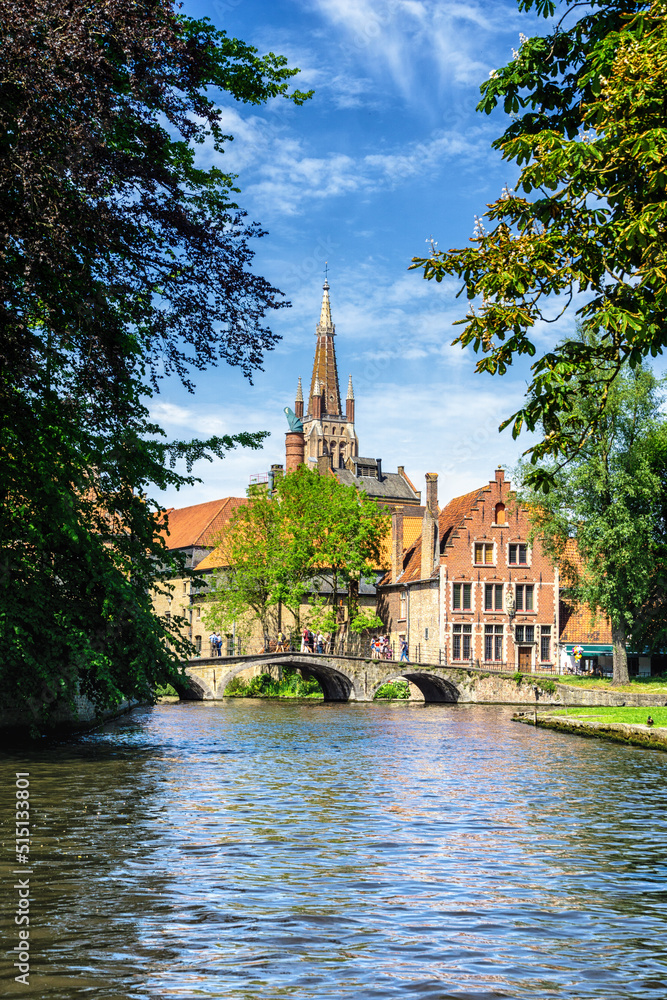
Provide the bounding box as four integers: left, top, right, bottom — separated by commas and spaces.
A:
391, 511, 404, 582
295, 376, 304, 420
375, 458, 382, 481
421, 474, 438, 580
425, 472, 438, 514
285, 430, 305, 472
495, 466, 505, 485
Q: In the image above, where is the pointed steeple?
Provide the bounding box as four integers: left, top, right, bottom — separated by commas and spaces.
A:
345, 373, 355, 423
295, 376, 304, 419
318, 278, 333, 332
308, 276, 341, 417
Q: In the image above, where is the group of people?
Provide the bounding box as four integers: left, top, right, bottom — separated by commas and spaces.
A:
208, 631, 225, 657
300, 627, 328, 654
370, 635, 393, 659
370, 636, 409, 661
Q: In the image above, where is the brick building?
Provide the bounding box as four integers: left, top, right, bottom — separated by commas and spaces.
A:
378, 467, 560, 672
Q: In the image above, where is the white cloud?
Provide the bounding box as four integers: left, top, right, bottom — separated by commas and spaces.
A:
308, 0, 522, 96
217, 121, 491, 217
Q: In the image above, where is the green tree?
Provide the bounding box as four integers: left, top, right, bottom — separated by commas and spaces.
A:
203, 485, 295, 646
0, 0, 310, 725
518, 353, 667, 683
204, 467, 389, 645
282, 467, 389, 628
412, 0, 667, 482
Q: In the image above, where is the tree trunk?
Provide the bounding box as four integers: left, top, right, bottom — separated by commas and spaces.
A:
347, 577, 359, 622
612, 624, 630, 685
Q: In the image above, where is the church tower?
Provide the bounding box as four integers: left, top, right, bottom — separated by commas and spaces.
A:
297, 277, 359, 469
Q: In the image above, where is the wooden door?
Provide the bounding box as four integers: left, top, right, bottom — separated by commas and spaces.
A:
518, 646, 532, 673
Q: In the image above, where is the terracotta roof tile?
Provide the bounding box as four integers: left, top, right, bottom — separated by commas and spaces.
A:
559, 600, 613, 644
161, 497, 247, 550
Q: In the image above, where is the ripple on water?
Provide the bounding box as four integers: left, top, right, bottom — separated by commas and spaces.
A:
1, 701, 667, 999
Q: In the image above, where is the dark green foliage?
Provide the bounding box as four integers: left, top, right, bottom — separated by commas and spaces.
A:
0, 0, 309, 727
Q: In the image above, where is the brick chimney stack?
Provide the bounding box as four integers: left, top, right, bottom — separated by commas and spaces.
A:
285, 431, 305, 472
425, 472, 438, 515
391, 511, 404, 583
421, 473, 439, 580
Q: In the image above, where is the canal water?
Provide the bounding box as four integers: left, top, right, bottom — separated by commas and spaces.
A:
2, 701, 667, 999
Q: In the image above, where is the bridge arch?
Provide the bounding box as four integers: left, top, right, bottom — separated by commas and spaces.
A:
213, 654, 358, 702
371, 670, 460, 704
173, 672, 217, 701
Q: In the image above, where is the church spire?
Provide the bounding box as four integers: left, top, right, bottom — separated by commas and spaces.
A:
308, 274, 341, 417
346, 374, 354, 400
318, 277, 333, 331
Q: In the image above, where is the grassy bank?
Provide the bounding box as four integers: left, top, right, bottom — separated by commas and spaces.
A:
550, 706, 667, 725
515, 706, 667, 751
554, 674, 667, 693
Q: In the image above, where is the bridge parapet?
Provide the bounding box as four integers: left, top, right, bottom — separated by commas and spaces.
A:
182, 653, 566, 705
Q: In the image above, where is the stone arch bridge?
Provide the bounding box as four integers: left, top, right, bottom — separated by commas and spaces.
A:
175, 652, 553, 705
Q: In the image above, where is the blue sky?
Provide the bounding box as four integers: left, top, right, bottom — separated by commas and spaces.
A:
153, 0, 565, 510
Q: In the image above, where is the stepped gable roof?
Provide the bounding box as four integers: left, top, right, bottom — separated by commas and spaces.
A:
161, 497, 246, 550
380, 485, 489, 586
559, 600, 613, 644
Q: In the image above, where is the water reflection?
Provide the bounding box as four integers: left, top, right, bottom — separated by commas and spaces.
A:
1, 701, 666, 999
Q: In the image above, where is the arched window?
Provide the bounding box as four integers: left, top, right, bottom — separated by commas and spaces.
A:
495, 502, 506, 524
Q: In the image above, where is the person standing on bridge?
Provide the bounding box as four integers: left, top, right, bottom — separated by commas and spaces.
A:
400, 638, 409, 662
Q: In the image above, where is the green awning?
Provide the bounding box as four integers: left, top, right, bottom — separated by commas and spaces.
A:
565, 644, 613, 656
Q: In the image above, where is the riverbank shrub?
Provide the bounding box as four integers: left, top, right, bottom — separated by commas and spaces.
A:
374, 680, 410, 700
224, 668, 322, 699
535, 679, 557, 694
